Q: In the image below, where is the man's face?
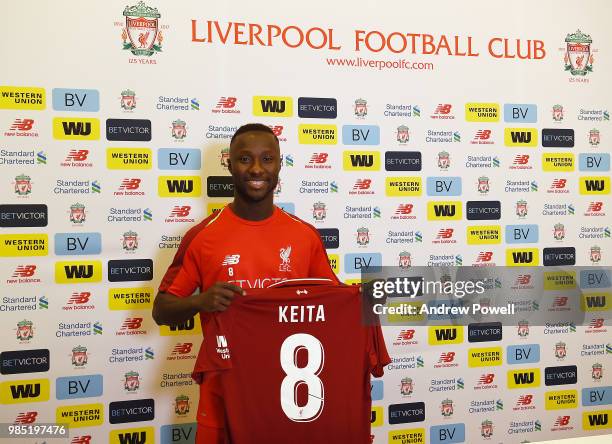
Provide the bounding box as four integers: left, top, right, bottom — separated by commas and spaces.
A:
228, 131, 281, 203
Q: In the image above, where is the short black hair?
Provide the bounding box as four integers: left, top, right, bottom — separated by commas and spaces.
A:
230, 123, 279, 146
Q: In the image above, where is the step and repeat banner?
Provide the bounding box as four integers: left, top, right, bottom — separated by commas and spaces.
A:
0, 0, 611, 443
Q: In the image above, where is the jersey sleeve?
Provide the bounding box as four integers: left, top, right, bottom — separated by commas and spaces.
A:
367, 324, 392, 378
158, 239, 201, 298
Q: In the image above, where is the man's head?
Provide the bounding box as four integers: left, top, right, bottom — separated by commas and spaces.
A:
228, 123, 281, 204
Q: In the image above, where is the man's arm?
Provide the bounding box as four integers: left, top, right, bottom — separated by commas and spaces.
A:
152, 282, 246, 325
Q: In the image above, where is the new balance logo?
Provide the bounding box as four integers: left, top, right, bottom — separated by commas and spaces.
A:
434, 104, 452, 115
120, 318, 143, 330
14, 411, 38, 424
588, 202, 603, 212
172, 343, 193, 354
437, 228, 454, 239
222, 254, 240, 266
13, 265, 36, 277
516, 274, 531, 285
396, 329, 415, 341
552, 297, 568, 307
589, 318, 604, 328
65, 150, 89, 161
216, 97, 237, 109
475, 129, 491, 140
513, 155, 529, 165
554, 416, 570, 427
517, 395, 533, 406
9, 119, 34, 131
309, 153, 329, 164
551, 179, 567, 189
119, 178, 141, 190
170, 206, 191, 217
395, 204, 413, 215
68, 292, 91, 304
477, 252, 493, 262
438, 352, 455, 362
353, 179, 372, 190
479, 374, 495, 385
268, 125, 284, 136
71, 436, 92, 444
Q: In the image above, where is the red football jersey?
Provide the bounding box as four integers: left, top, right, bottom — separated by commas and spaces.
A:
198, 282, 390, 444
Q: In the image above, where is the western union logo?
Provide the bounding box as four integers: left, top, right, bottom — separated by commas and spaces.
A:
158, 176, 202, 197
465, 103, 500, 122
56, 403, 103, 428
107, 148, 152, 170
110, 427, 155, 444
0, 86, 45, 110
581, 292, 610, 312
580, 176, 610, 194
504, 128, 538, 147
542, 153, 574, 172
427, 201, 462, 220
428, 326, 463, 345
0, 234, 48, 257
160, 314, 202, 336
55, 261, 102, 283
467, 226, 501, 244
298, 124, 337, 145
386, 177, 422, 196
0, 379, 49, 404
545, 390, 578, 410
109, 287, 153, 310
506, 248, 539, 266
53, 117, 100, 140
387, 302, 425, 323
207, 202, 228, 216
544, 272, 576, 290
583, 410, 611, 430
253, 96, 293, 117
388, 429, 425, 443
342, 151, 380, 170
371, 406, 383, 427
507, 368, 540, 388
328, 254, 339, 274
468, 347, 502, 367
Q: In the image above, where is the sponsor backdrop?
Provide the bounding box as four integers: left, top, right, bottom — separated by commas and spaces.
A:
0, 0, 611, 443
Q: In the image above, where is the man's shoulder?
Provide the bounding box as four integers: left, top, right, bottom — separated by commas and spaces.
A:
276, 207, 321, 240
181, 208, 227, 248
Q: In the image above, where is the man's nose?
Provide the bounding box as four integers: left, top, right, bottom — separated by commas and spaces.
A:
248, 158, 264, 174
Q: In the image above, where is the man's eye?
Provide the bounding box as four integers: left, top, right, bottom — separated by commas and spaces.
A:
240, 156, 250, 162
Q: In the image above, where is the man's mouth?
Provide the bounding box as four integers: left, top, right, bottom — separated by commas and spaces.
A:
246, 179, 267, 190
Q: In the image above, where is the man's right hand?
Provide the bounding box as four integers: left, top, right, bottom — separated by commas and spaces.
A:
196, 282, 245, 312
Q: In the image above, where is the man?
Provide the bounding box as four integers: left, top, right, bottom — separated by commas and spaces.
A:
153, 123, 339, 443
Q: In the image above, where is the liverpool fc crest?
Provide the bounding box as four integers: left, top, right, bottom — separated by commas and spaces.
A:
121, 2, 163, 56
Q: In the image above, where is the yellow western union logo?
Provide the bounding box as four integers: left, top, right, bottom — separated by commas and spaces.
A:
467, 225, 501, 244
0, 86, 45, 110
542, 153, 574, 171
55, 261, 102, 283
507, 368, 540, 388
506, 248, 539, 266
581, 292, 610, 311
468, 347, 502, 367
298, 124, 337, 145
388, 428, 425, 443
109, 287, 153, 310
159, 314, 202, 336
504, 128, 537, 147
428, 326, 463, 345
387, 302, 425, 323
544, 272, 576, 290
207, 202, 228, 216
342, 151, 380, 170
158, 176, 202, 197
0, 379, 49, 404
386, 177, 422, 196
253, 96, 293, 117
579, 176, 610, 194
583, 409, 611, 430
427, 201, 462, 220
545, 390, 578, 410
465, 103, 500, 122
56, 403, 103, 428
110, 427, 155, 444
0, 234, 48, 257
53, 117, 100, 140
328, 254, 339, 274
107, 148, 152, 169
371, 406, 383, 427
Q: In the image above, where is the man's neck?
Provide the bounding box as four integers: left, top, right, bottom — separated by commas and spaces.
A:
229, 198, 275, 221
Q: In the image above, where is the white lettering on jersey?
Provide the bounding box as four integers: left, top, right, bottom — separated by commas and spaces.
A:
278, 305, 326, 323
222, 254, 240, 266
229, 277, 285, 289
